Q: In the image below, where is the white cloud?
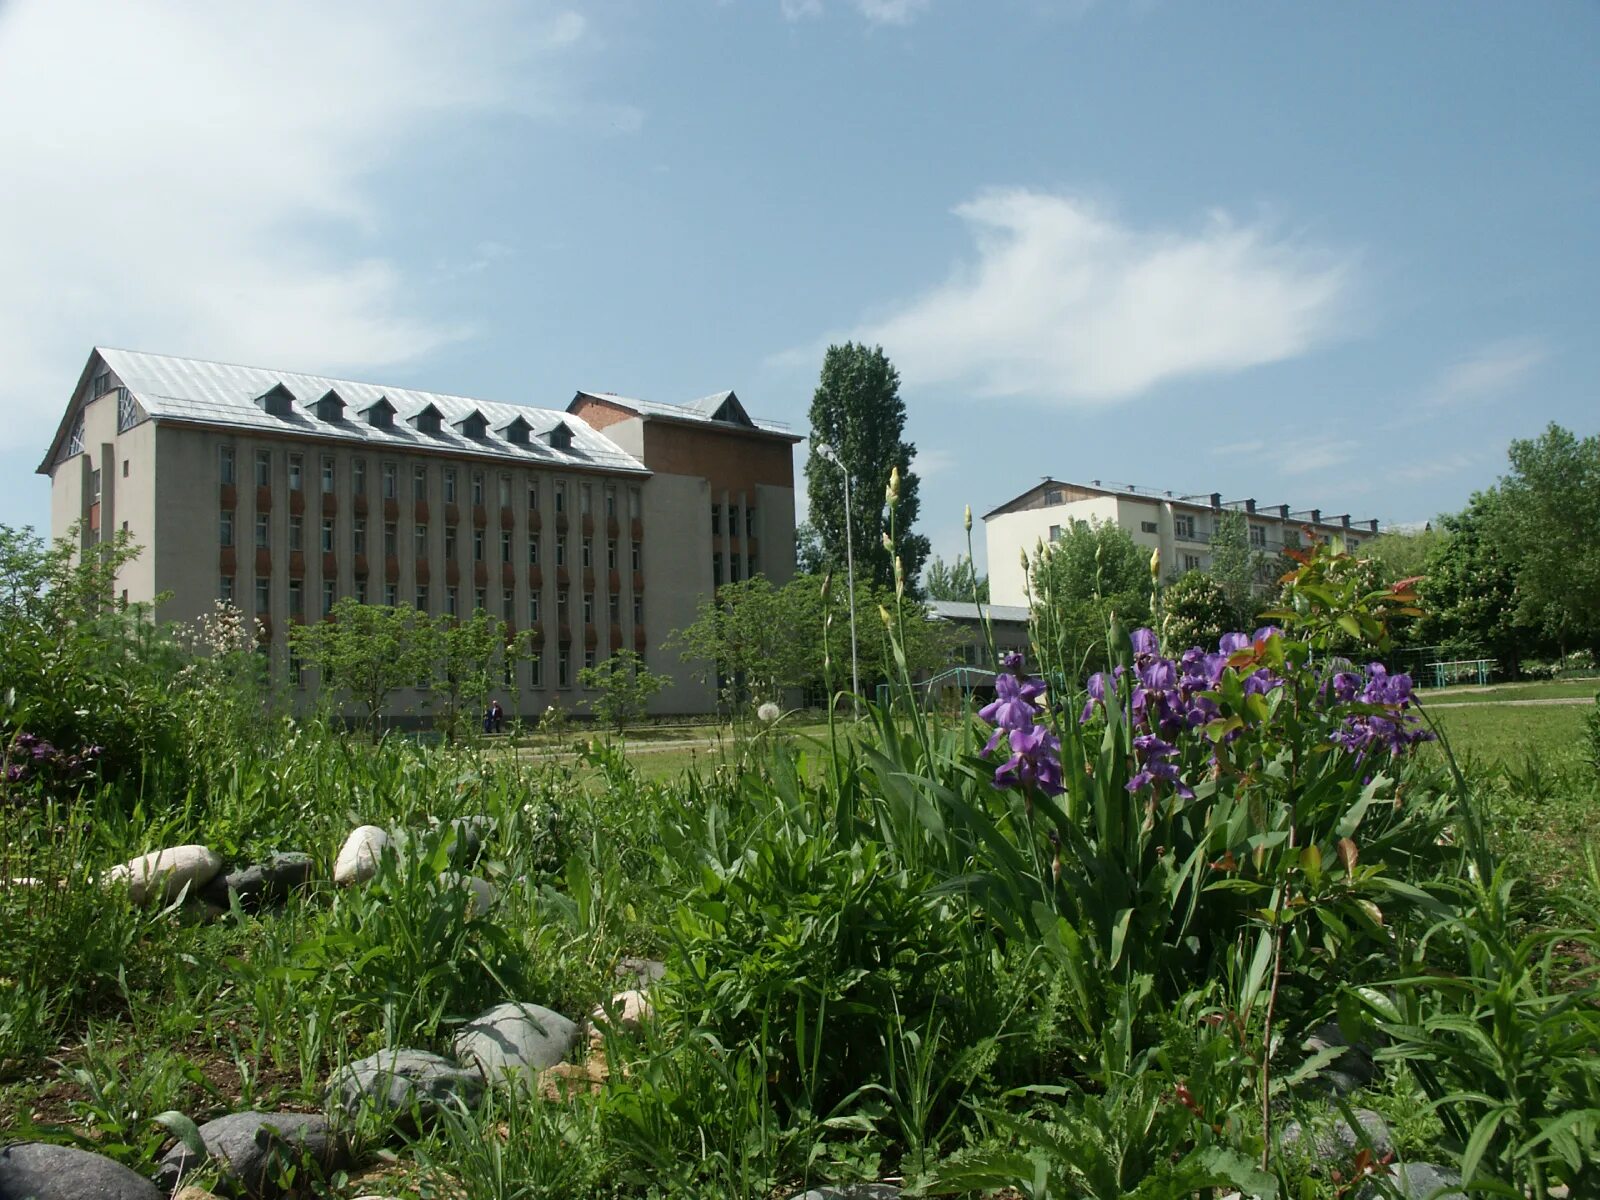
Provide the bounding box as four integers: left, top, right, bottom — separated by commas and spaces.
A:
833, 189, 1352, 405
1427, 338, 1547, 406
0, 0, 597, 448
913, 447, 957, 477
1273, 437, 1360, 476
779, 0, 929, 23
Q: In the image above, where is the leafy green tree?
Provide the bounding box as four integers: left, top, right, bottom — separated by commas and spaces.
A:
669, 576, 802, 704
1492, 422, 1600, 656
430, 610, 532, 741
1363, 526, 1444, 585
922, 553, 989, 603
804, 343, 930, 592
578, 649, 671, 734
1419, 490, 1538, 671
288, 599, 434, 739
794, 522, 825, 575
1209, 509, 1278, 613
1028, 520, 1152, 672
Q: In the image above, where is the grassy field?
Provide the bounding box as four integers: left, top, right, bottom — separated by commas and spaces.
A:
1426, 677, 1600, 704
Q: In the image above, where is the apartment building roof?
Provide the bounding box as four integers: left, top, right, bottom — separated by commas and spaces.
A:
572, 388, 800, 441
982, 476, 1377, 533
39, 348, 652, 476
926, 599, 1031, 624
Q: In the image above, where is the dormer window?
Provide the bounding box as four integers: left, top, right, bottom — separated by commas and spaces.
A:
313, 389, 347, 423
496, 416, 533, 445
544, 422, 574, 451
452, 409, 489, 439
359, 396, 396, 429
252, 383, 297, 419
408, 403, 444, 435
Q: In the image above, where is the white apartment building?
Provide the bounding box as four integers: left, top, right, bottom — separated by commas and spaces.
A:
985, 478, 1378, 609
39, 348, 801, 719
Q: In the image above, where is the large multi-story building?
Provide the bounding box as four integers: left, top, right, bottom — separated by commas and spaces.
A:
38, 348, 800, 718
985, 478, 1378, 609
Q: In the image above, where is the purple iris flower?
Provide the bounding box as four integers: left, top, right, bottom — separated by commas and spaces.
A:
979, 671, 1045, 733
1218, 633, 1250, 656
1137, 657, 1177, 692
1243, 669, 1282, 697
1125, 733, 1194, 799
1253, 626, 1282, 644
995, 724, 1065, 795
1330, 671, 1362, 703
1130, 627, 1160, 662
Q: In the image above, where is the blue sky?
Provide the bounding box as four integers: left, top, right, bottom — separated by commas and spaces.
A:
2, 0, 1595, 571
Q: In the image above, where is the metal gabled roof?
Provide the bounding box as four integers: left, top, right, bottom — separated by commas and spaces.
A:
46, 348, 650, 475
926, 599, 1032, 624
574, 388, 795, 438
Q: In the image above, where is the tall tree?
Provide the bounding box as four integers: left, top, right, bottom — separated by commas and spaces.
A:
805, 343, 930, 593
1419, 490, 1539, 671
289, 599, 434, 739
1492, 422, 1600, 656
922, 553, 989, 603
1028, 520, 1152, 672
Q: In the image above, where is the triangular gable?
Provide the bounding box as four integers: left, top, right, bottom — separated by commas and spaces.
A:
313, 388, 347, 422
708, 390, 753, 427
544, 421, 575, 451
495, 415, 535, 445
408, 402, 445, 434
252, 383, 297, 418
452, 409, 489, 439
358, 395, 396, 428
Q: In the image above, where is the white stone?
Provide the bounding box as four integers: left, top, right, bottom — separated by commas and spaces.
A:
591, 989, 652, 1033
440, 871, 495, 917
333, 825, 389, 886
104, 845, 222, 905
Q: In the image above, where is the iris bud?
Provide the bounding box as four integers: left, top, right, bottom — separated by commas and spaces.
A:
964, 504, 973, 532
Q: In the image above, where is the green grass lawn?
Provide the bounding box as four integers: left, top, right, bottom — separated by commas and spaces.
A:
1425, 677, 1600, 704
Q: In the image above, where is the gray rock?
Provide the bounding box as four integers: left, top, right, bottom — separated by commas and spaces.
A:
1360, 1162, 1464, 1199
328, 1048, 484, 1120
431, 816, 492, 864
104, 845, 222, 904
0, 1142, 163, 1199
615, 957, 666, 987
438, 871, 495, 918
333, 826, 389, 886
1282, 1107, 1394, 1160
154, 1111, 347, 1198
453, 1002, 580, 1082
797, 1187, 902, 1200
1302, 1021, 1377, 1095
199, 853, 315, 912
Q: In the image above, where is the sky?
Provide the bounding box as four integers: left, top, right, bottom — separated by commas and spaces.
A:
2, 0, 1596, 572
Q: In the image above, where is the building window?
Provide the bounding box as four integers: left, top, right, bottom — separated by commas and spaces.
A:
1048, 524, 1061, 542
385, 583, 398, 607
220, 446, 236, 486
473, 529, 486, 562
500, 531, 512, 564
609, 593, 620, 622
527, 480, 539, 510
1184, 554, 1202, 572
288, 579, 304, 618
382, 462, 397, 500
528, 535, 540, 566
580, 483, 591, 514
711, 504, 721, 535
255, 514, 270, 549
289, 515, 304, 552
92, 369, 110, 396
353, 458, 366, 496
1044, 489, 1062, 505
353, 518, 367, 555
581, 538, 593, 568
384, 521, 398, 556
447, 586, 459, 617
121, 459, 128, 478
583, 593, 594, 624
730, 557, 742, 583
557, 590, 569, 623
254, 450, 271, 488
502, 587, 514, 616
555, 536, 566, 567
415, 523, 429, 558
607, 539, 618, 569
89, 468, 101, 505
584, 647, 596, 671
444, 468, 457, 504
746, 507, 757, 536
633, 595, 643, 625
288, 454, 303, 492
749, 545, 759, 574
628, 487, 640, 519
220, 511, 234, 547
413, 465, 427, 501
1250, 524, 1267, 549
498, 474, 511, 507
471, 471, 484, 505
65, 415, 85, 458
554, 481, 567, 513
604, 487, 616, 518
531, 654, 543, 688
631, 541, 641, 571
322, 581, 336, 615
528, 593, 540, 624
713, 553, 723, 586
255, 578, 270, 615
356, 579, 368, 604
445, 526, 457, 558
416, 585, 429, 612
321, 457, 336, 494
729, 505, 740, 538
1174, 514, 1195, 540
558, 647, 570, 688
1141, 520, 1158, 534
220, 576, 235, 602
321, 519, 334, 553
475, 587, 487, 612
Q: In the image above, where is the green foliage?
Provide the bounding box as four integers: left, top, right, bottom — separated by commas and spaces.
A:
1157, 571, 1238, 653
289, 598, 435, 737
578, 649, 671, 734
1420, 489, 1537, 668
1027, 519, 1152, 672
1363, 525, 1444, 585
1208, 509, 1264, 612
804, 343, 931, 592
922, 553, 988, 603
431, 609, 531, 740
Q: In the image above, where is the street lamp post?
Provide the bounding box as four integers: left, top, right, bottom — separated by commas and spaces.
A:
814, 441, 860, 718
